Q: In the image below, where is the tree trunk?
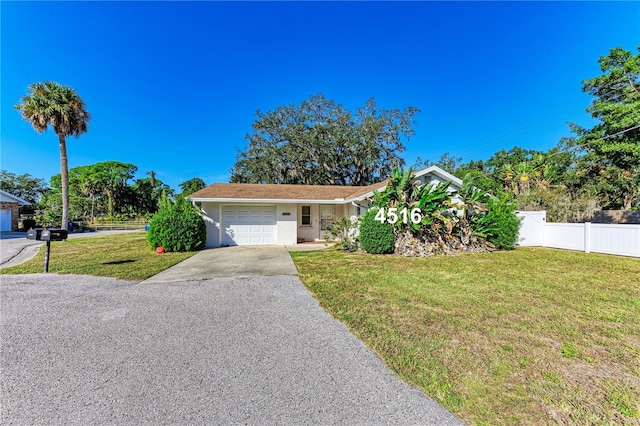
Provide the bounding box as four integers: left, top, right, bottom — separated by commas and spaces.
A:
107, 190, 114, 218
58, 133, 69, 230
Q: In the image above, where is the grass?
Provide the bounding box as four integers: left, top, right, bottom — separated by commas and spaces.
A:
1, 232, 196, 281
291, 247, 640, 425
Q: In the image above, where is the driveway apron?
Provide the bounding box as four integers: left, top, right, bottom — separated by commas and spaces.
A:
141, 245, 299, 283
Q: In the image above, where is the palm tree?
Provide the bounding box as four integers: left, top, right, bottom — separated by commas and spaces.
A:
15, 82, 91, 229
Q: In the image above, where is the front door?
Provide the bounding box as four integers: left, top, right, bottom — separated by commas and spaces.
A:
319, 204, 335, 239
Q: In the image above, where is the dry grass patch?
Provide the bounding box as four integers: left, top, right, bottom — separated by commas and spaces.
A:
291, 248, 640, 425
1, 232, 196, 281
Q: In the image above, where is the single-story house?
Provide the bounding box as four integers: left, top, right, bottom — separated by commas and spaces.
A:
0, 190, 30, 232
189, 166, 463, 247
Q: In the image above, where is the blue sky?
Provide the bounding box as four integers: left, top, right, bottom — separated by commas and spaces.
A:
2, 1, 638, 190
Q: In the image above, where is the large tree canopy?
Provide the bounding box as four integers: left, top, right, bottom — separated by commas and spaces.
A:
569, 46, 640, 209
230, 94, 420, 186
179, 177, 206, 197
0, 170, 48, 205
15, 81, 90, 228
40, 161, 172, 223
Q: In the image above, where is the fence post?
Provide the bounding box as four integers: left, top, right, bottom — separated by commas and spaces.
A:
584, 222, 591, 253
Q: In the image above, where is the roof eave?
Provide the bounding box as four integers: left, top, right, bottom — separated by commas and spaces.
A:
188, 197, 357, 204
351, 166, 464, 201
0, 190, 30, 205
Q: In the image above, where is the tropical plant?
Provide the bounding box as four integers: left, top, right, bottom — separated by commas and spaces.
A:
15, 81, 90, 229
371, 168, 520, 256
325, 215, 357, 251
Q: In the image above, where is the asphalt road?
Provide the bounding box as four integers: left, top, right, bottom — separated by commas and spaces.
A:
1, 273, 464, 425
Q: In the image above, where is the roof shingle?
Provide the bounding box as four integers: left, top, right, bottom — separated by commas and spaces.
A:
189, 181, 388, 201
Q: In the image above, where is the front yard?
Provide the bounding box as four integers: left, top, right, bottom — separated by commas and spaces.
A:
0, 233, 196, 281
291, 248, 640, 425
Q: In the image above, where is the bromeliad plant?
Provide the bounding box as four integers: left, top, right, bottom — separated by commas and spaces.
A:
365, 168, 519, 256
372, 167, 453, 232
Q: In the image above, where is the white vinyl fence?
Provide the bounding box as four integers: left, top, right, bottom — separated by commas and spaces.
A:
517, 211, 640, 258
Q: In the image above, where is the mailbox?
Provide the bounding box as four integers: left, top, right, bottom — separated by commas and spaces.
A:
26, 228, 43, 240
41, 229, 68, 242
25, 228, 68, 273
26, 228, 68, 241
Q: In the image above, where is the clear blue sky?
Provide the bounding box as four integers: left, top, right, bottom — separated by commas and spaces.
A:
2, 1, 638, 190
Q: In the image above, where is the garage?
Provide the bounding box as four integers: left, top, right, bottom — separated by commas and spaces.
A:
0, 209, 11, 232
222, 205, 276, 246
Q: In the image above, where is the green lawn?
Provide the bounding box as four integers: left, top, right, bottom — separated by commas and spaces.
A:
1, 232, 196, 281
291, 248, 640, 425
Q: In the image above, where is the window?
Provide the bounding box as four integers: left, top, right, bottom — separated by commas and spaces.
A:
319, 204, 335, 230
301, 205, 311, 226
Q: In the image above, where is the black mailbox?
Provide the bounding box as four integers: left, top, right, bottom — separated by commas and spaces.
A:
26, 228, 68, 241
41, 229, 68, 241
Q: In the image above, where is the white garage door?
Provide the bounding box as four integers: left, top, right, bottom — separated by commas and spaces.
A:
222, 205, 276, 246
0, 209, 11, 232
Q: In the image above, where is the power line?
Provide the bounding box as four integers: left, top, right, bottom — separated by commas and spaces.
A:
589, 124, 640, 143
434, 78, 640, 161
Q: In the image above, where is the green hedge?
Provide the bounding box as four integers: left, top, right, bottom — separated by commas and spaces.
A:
147, 196, 206, 252
358, 208, 395, 254
485, 195, 522, 250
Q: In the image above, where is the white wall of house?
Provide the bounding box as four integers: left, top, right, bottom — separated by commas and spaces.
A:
276, 204, 297, 245
201, 202, 221, 248
418, 174, 461, 195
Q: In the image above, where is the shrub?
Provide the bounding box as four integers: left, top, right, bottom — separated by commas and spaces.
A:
20, 219, 36, 231
485, 194, 522, 250
358, 207, 395, 254
147, 195, 206, 252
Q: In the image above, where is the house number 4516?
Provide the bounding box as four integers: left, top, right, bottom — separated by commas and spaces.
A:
374, 207, 423, 224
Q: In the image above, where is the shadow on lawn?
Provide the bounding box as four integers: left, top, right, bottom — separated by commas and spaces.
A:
102, 260, 136, 265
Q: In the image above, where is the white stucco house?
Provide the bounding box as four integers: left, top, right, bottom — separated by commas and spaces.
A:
189, 166, 463, 247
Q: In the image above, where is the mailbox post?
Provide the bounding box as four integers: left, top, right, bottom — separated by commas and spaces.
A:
26, 228, 68, 273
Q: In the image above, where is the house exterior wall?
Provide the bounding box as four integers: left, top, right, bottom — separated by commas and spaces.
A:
297, 203, 348, 242
200, 202, 297, 247
200, 202, 221, 248
297, 204, 319, 242
276, 204, 297, 245
0, 202, 20, 231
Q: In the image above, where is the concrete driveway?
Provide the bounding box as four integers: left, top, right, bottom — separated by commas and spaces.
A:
142, 245, 299, 283
1, 273, 463, 425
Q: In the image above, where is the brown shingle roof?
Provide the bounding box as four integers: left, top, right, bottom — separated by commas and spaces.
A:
189, 180, 390, 201
188, 166, 463, 202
